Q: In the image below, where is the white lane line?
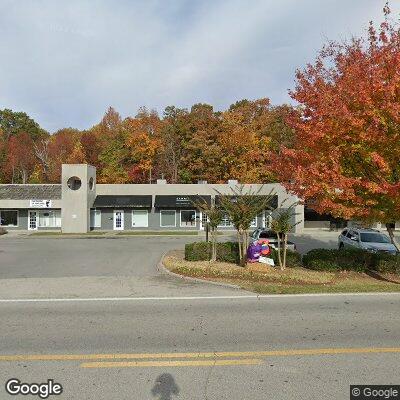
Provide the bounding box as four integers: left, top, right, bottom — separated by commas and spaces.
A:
0, 292, 399, 303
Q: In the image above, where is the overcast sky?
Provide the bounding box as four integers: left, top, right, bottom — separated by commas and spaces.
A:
0, 0, 399, 132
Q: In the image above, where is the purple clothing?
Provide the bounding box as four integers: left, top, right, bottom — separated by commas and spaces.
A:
247, 241, 263, 262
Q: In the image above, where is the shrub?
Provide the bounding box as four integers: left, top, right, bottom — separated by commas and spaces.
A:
302, 249, 340, 271
335, 248, 375, 272
302, 248, 372, 272
185, 241, 240, 264
270, 248, 302, 268
302, 248, 399, 273
215, 241, 240, 263
185, 242, 211, 261
371, 253, 400, 274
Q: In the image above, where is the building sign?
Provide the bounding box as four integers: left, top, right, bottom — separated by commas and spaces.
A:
154, 195, 211, 208
176, 196, 191, 207
30, 200, 52, 208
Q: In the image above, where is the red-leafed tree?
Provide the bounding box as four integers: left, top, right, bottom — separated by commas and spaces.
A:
4, 132, 37, 183
270, 3, 400, 249
47, 128, 81, 182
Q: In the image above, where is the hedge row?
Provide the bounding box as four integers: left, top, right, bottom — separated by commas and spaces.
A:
185, 242, 400, 274
185, 241, 300, 267
185, 242, 239, 264
299, 248, 399, 274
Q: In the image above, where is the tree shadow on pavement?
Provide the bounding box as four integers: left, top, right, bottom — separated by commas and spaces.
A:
151, 373, 180, 400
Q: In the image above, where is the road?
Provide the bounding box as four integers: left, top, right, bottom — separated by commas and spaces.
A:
0, 234, 399, 399
0, 294, 399, 399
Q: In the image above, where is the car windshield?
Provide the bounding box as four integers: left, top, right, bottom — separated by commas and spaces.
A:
360, 233, 391, 243
259, 231, 279, 239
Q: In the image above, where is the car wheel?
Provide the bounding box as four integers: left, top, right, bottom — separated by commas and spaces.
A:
339, 242, 344, 250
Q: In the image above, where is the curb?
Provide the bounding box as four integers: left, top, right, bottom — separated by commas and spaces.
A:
157, 252, 243, 291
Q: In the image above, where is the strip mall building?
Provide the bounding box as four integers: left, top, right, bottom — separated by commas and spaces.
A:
0, 164, 397, 233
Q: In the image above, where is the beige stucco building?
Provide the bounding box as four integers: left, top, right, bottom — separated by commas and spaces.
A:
0, 164, 307, 233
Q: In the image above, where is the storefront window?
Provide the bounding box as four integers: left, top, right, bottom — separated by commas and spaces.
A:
180, 210, 196, 227
38, 210, 61, 228
0, 210, 18, 226
160, 210, 176, 227
218, 213, 233, 227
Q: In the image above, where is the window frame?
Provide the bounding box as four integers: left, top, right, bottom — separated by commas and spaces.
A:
0, 210, 19, 227
132, 209, 149, 228
160, 209, 176, 228
37, 210, 61, 228
218, 213, 233, 228
90, 209, 102, 228
180, 209, 197, 228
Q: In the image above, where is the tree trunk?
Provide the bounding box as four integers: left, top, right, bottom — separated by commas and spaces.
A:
22, 169, 27, 184
276, 234, 283, 270
240, 230, 247, 267
243, 230, 249, 268
237, 230, 242, 264
386, 223, 400, 252
211, 228, 217, 262
282, 233, 288, 270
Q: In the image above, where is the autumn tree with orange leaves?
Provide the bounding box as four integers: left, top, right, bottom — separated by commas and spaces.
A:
270, 4, 400, 249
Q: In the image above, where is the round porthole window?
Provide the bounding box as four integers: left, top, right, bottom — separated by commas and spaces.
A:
88, 177, 94, 190
67, 176, 82, 191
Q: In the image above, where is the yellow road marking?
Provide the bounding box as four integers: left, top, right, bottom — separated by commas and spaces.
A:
80, 359, 263, 368
0, 347, 399, 362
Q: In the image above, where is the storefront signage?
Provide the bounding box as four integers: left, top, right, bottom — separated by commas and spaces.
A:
29, 200, 52, 208
176, 196, 191, 207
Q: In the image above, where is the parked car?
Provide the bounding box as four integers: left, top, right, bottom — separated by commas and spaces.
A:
250, 228, 297, 251
338, 228, 398, 255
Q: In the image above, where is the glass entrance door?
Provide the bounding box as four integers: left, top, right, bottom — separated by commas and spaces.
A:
28, 211, 38, 230
113, 210, 124, 230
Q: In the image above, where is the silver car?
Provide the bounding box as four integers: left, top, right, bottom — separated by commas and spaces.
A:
338, 228, 398, 255
250, 228, 297, 251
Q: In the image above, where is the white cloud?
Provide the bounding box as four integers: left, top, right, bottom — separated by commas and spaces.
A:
0, 0, 397, 131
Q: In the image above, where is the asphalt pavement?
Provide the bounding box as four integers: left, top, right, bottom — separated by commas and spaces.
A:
0, 294, 399, 399
0, 233, 340, 299
0, 232, 399, 399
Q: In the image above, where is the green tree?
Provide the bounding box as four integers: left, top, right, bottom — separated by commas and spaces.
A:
193, 198, 223, 262
217, 185, 275, 267
0, 109, 46, 141
158, 106, 189, 183
271, 203, 301, 270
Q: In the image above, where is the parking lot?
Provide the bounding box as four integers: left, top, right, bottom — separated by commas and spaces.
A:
0, 230, 382, 299
0, 232, 341, 278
